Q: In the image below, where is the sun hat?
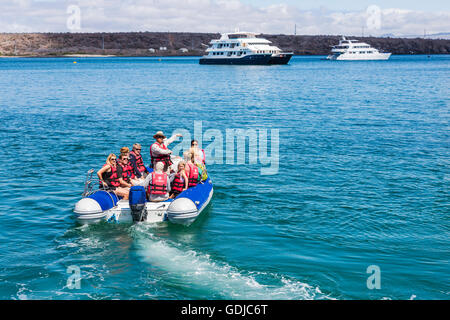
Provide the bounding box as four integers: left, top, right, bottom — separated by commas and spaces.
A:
153, 131, 166, 139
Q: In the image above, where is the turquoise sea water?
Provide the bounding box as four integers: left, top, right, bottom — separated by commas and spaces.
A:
0, 55, 448, 300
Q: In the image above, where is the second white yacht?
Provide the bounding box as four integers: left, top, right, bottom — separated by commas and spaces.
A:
327, 37, 391, 61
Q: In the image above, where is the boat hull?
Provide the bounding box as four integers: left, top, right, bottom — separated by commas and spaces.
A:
327, 53, 391, 61
268, 52, 293, 65
74, 178, 214, 225
167, 178, 213, 224
199, 54, 272, 65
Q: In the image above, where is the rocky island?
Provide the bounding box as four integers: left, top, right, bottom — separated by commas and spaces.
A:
1, 32, 449, 57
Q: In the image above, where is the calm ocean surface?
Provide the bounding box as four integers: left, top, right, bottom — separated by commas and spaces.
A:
0, 55, 448, 300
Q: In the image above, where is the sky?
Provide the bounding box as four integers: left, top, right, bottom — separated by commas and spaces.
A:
1, 0, 449, 36
242, 0, 450, 12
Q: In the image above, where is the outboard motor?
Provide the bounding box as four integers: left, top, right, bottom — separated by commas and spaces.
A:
129, 186, 147, 222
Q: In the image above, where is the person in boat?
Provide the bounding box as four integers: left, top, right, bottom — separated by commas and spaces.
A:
120, 146, 130, 157
190, 140, 206, 165
117, 153, 136, 188
97, 153, 130, 199
117, 147, 143, 184
187, 143, 208, 182
169, 161, 188, 199
190, 143, 208, 182
136, 161, 171, 202
150, 131, 182, 172
129, 143, 148, 179
118, 147, 131, 174
183, 151, 201, 188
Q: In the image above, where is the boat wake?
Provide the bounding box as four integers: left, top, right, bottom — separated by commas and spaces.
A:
131, 224, 333, 300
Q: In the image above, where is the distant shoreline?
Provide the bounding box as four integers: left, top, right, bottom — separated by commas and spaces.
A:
1, 32, 449, 57
1, 54, 117, 58
63, 54, 117, 57
0, 54, 446, 59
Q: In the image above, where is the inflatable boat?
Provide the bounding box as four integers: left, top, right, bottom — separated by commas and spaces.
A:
74, 164, 213, 225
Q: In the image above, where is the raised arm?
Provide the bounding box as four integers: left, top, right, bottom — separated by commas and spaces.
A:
164, 133, 182, 147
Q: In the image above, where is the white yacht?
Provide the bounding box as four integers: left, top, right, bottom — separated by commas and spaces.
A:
327, 37, 391, 61
199, 32, 293, 65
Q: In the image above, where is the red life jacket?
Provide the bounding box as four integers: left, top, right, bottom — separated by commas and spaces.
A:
119, 162, 135, 181
101, 163, 120, 188
128, 163, 136, 179
130, 150, 146, 173
148, 172, 168, 195
150, 142, 172, 168
187, 163, 199, 188
171, 173, 185, 193
201, 149, 206, 165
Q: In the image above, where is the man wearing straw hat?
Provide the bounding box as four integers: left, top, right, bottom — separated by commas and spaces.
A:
150, 131, 182, 172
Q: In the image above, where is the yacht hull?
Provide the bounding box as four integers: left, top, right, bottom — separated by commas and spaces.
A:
327, 53, 391, 61
268, 53, 293, 65
199, 54, 272, 65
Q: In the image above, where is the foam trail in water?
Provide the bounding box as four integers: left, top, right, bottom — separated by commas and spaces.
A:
132, 226, 332, 300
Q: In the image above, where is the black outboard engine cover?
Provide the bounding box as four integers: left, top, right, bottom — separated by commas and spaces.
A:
129, 186, 147, 222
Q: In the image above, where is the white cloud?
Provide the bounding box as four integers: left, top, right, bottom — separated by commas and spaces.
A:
0, 0, 449, 36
